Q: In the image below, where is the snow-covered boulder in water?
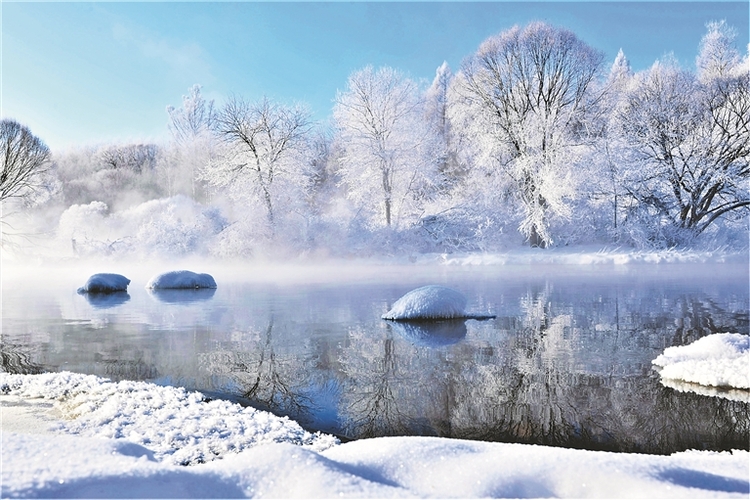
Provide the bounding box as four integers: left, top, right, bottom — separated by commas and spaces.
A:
146, 270, 217, 290
77, 273, 130, 294
652, 333, 749, 390
382, 285, 494, 321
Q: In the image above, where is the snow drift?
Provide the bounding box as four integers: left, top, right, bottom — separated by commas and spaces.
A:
146, 270, 217, 290
0, 372, 337, 466
652, 333, 750, 390
2, 372, 749, 499
382, 285, 494, 320
76, 273, 130, 294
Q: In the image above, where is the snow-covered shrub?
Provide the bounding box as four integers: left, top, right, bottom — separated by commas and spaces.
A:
55, 196, 227, 259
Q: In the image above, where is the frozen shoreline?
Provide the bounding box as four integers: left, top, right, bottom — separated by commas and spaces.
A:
2, 372, 749, 498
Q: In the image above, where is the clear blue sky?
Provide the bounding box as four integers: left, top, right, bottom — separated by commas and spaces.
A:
2, 2, 748, 152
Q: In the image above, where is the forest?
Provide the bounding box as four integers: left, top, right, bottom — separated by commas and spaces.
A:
2, 20, 748, 260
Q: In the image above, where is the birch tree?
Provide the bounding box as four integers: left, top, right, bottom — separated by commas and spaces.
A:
165, 85, 217, 199
334, 66, 437, 229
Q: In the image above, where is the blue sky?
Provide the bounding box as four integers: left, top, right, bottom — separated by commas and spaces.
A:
2, 2, 748, 151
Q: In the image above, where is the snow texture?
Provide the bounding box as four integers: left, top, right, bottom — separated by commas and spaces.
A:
2, 374, 749, 499
146, 270, 217, 290
76, 273, 130, 294
0, 372, 337, 466
382, 285, 494, 320
652, 333, 750, 390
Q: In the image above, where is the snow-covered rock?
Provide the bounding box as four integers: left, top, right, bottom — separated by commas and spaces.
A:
382, 285, 494, 321
76, 273, 130, 294
652, 333, 750, 390
146, 270, 217, 290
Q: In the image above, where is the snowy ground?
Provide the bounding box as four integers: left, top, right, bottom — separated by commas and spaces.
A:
2, 372, 748, 498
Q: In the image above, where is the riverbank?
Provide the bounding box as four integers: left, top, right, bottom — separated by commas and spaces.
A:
2, 372, 748, 498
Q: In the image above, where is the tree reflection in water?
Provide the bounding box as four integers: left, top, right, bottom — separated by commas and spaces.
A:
198, 315, 317, 424
332, 282, 749, 453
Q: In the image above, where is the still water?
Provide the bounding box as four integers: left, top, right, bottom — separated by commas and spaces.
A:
3, 262, 749, 454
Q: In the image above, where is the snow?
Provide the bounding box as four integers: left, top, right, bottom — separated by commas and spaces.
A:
382, 285, 494, 320
2, 373, 749, 499
0, 372, 335, 466
652, 333, 750, 390
146, 270, 217, 290
76, 273, 130, 294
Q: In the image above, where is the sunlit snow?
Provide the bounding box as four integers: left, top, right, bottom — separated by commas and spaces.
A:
2, 372, 748, 499
653, 333, 750, 390
146, 270, 217, 290
0, 372, 336, 466
76, 273, 130, 294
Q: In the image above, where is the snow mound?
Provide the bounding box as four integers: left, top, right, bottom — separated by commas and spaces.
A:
76, 273, 130, 294
146, 270, 217, 290
382, 285, 494, 320
652, 333, 750, 390
0, 372, 338, 465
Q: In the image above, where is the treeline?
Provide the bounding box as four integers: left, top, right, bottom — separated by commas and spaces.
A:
3, 21, 748, 259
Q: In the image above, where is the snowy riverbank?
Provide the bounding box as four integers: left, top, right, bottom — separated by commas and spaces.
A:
2, 372, 749, 498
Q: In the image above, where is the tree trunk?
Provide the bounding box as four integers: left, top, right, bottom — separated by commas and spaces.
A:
528, 225, 547, 248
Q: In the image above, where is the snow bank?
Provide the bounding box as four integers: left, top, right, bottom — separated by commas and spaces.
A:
382, 285, 494, 320
436, 247, 750, 266
0, 372, 337, 466
3, 423, 748, 498
653, 333, 750, 390
76, 273, 130, 294
146, 270, 217, 290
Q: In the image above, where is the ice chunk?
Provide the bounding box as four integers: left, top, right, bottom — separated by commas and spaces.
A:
146, 270, 217, 290
77, 273, 130, 294
382, 285, 494, 320
652, 333, 749, 390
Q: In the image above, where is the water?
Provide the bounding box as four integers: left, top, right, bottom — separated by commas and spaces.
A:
2, 262, 748, 454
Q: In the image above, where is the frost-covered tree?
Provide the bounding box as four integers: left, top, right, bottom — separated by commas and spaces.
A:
166, 84, 217, 145
453, 22, 605, 247
165, 85, 218, 200
207, 96, 312, 234
333, 66, 437, 229
696, 20, 742, 84
591, 49, 636, 239
0, 119, 51, 204
52, 143, 164, 210
616, 50, 749, 244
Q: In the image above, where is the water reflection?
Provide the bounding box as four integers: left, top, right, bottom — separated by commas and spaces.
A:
0, 343, 46, 375
148, 288, 216, 303
3, 266, 749, 454
385, 319, 467, 346
82, 291, 131, 309
659, 377, 750, 403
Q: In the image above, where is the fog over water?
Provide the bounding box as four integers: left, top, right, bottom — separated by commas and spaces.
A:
3, 258, 748, 454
